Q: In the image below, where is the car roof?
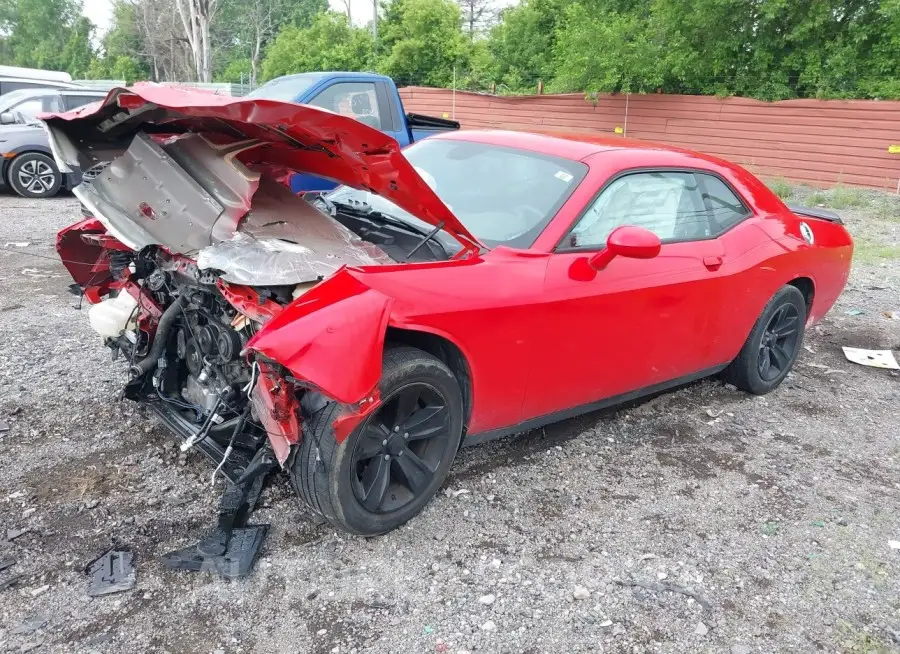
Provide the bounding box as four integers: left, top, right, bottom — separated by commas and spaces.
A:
431, 129, 732, 169
59, 89, 106, 95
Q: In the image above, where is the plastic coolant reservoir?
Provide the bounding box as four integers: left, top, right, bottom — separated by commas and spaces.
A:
88, 291, 139, 338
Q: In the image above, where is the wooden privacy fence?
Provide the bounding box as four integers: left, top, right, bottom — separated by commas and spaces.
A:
399, 87, 900, 191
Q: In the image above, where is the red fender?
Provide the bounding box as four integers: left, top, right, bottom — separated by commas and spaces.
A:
246, 268, 393, 406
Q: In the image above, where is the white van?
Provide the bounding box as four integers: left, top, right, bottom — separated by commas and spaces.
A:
0, 65, 81, 96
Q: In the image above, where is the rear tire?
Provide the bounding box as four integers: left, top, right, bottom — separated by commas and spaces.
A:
8, 153, 62, 198
292, 346, 463, 536
722, 285, 806, 394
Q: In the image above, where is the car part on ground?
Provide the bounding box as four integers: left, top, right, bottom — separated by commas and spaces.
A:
85, 550, 136, 597
44, 84, 853, 538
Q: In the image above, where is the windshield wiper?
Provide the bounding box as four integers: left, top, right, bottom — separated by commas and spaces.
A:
315, 196, 450, 259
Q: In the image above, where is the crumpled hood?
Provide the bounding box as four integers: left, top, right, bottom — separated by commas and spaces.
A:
41, 83, 481, 250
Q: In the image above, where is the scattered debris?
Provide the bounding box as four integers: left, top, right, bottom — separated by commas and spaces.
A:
0, 419, 8, 433
573, 585, 590, 600
842, 346, 900, 370
0, 558, 14, 572
30, 585, 49, 597
845, 308, 865, 316
0, 575, 20, 591
695, 621, 709, 636
423, 625, 433, 635
730, 645, 751, 654
705, 408, 724, 418
6, 527, 30, 541
12, 615, 48, 635
22, 507, 36, 518
803, 344, 816, 354
444, 488, 470, 498
478, 594, 496, 605
884, 311, 900, 320
86, 549, 136, 597
889, 540, 900, 550
805, 362, 847, 374
480, 620, 497, 632
3, 241, 30, 248
488, 558, 501, 570
614, 578, 713, 611
599, 619, 613, 628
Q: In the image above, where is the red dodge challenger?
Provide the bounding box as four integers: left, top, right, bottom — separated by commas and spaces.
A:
47, 85, 852, 536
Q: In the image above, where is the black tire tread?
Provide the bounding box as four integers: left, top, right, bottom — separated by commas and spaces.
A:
722, 285, 806, 394
293, 345, 459, 535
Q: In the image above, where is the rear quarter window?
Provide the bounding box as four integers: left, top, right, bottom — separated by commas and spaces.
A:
698, 173, 751, 233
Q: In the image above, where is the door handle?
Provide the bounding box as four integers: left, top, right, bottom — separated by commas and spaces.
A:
703, 255, 723, 271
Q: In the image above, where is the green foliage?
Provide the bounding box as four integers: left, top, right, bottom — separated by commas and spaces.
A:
487, 0, 568, 92
828, 186, 867, 210
766, 178, 794, 200
551, 3, 664, 94
261, 13, 374, 81
217, 58, 254, 84
376, 0, 469, 87
0, 0, 92, 73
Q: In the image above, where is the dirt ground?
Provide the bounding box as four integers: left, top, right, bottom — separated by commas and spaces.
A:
0, 186, 898, 654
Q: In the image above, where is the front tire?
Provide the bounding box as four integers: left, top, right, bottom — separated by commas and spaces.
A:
8, 153, 62, 198
722, 285, 806, 394
292, 346, 464, 536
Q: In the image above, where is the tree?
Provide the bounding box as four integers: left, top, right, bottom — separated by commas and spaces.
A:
551, 2, 663, 94
0, 0, 94, 73
174, 0, 222, 81
376, 0, 468, 87
457, 0, 492, 40
487, 0, 568, 92
261, 12, 373, 80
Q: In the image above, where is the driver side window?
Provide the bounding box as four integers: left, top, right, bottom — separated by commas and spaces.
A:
569, 171, 711, 248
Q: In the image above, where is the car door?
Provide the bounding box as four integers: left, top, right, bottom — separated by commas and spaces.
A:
522, 169, 730, 419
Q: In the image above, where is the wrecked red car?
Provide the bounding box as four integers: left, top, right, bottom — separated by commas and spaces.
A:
46, 85, 852, 536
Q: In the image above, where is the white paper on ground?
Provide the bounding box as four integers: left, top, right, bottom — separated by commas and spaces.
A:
841, 346, 900, 370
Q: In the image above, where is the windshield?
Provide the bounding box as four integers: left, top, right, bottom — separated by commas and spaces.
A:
328, 139, 588, 248
247, 74, 321, 102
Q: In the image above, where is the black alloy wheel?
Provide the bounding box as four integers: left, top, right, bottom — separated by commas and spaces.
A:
292, 345, 464, 536
351, 382, 451, 513
757, 303, 801, 381
722, 284, 807, 395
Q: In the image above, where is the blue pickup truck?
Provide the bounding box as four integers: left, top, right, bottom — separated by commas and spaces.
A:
247, 71, 460, 193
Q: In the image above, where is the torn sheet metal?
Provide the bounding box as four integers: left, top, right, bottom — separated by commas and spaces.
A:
842, 346, 900, 370
85, 549, 136, 597
42, 83, 482, 250
197, 179, 392, 286
75, 132, 259, 254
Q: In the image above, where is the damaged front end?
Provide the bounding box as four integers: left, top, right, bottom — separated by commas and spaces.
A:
45, 84, 477, 481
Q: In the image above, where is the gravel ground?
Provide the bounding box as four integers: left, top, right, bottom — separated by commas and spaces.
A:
0, 189, 899, 654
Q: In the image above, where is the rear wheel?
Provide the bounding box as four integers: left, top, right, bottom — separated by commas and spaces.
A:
292, 346, 463, 536
8, 153, 62, 198
722, 285, 806, 394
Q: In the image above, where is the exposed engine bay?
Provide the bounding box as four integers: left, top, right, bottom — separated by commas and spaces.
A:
52, 123, 458, 474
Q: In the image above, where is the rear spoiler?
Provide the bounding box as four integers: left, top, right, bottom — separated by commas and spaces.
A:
406, 112, 461, 131
787, 204, 843, 224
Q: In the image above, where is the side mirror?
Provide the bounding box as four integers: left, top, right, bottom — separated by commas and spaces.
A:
0, 112, 15, 125
588, 225, 661, 270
